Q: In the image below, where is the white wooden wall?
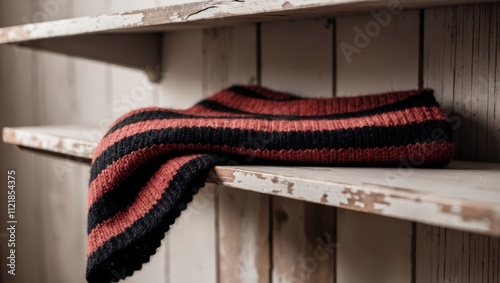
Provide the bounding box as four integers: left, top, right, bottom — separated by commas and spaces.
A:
0, 1, 499, 283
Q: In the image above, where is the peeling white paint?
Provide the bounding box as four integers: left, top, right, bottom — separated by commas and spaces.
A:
354, 201, 365, 208
373, 197, 493, 233
0, 12, 145, 44
169, 12, 183, 22
238, 212, 260, 282
214, 164, 500, 236
3, 126, 98, 159
1, 0, 497, 44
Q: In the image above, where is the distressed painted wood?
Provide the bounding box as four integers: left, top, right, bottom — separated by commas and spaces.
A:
261, 19, 336, 283
416, 4, 500, 283
335, 10, 419, 283
3, 126, 99, 161
209, 161, 500, 236
271, 198, 336, 283
2, 2, 500, 283
217, 186, 271, 283
0, 0, 497, 45
423, 4, 500, 163
416, 225, 500, 283
201, 25, 271, 283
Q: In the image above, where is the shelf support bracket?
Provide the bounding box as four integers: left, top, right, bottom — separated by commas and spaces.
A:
17, 33, 163, 82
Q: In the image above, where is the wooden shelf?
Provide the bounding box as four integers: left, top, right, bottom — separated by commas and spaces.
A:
0, 0, 496, 81
1, 0, 496, 44
3, 125, 500, 236
2, 126, 99, 162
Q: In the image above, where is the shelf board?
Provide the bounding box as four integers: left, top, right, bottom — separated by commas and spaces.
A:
2, 126, 99, 163
0, 0, 494, 81
3, 125, 500, 236
1, 0, 496, 44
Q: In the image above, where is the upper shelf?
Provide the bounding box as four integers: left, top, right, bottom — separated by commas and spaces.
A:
0, 0, 496, 44
3, 125, 500, 236
0, 0, 495, 81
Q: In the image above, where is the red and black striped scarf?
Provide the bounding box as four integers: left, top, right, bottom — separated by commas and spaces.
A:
86, 85, 454, 283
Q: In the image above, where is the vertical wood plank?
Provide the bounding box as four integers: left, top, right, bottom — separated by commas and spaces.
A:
417, 4, 500, 283
416, 226, 500, 283
159, 30, 217, 283
35, 55, 92, 281
262, 20, 333, 98
36, 50, 87, 283
261, 19, 336, 283
490, 234, 500, 282
457, 6, 474, 161
70, 40, 110, 283
33, 54, 85, 282
159, 31, 203, 108
335, 10, 418, 283
218, 188, 270, 283
28, 0, 93, 281
424, 4, 500, 162
336, 12, 419, 96
488, 4, 500, 163
201, 25, 270, 283
494, 5, 500, 163
109, 0, 160, 120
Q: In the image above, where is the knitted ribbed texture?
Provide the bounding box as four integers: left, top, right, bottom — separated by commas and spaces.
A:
87, 85, 454, 283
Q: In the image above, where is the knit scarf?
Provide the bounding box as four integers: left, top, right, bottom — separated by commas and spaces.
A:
86, 85, 454, 282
